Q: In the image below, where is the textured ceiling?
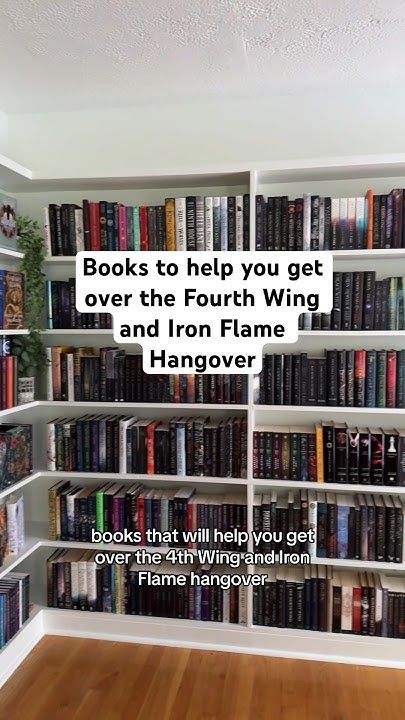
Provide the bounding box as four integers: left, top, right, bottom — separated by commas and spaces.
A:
2, 0, 405, 113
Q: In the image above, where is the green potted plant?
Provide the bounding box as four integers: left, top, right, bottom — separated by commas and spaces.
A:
12, 216, 46, 403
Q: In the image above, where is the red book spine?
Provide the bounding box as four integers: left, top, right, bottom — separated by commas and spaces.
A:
118, 205, 127, 250
352, 587, 362, 633
354, 350, 366, 406
89, 202, 101, 250
137, 497, 145, 545
386, 350, 397, 408
139, 207, 149, 250
146, 422, 156, 474
186, 375, 195, 403
366, 190, 373, 249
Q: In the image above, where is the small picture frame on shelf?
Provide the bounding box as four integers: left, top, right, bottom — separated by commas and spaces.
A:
0, 191, 17, 248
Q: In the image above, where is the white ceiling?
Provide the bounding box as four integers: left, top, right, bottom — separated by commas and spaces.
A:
2, 0, 405, 113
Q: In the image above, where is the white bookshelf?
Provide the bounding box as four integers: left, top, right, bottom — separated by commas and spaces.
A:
1, 151, 405, 682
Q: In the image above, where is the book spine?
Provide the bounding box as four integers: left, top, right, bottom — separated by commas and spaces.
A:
175, 198, 186, 251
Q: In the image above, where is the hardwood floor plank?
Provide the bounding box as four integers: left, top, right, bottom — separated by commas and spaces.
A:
1, 637, 405, 720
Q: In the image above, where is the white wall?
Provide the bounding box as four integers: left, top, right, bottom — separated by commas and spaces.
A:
4, 89, 405, 176
0, 111, 8, 153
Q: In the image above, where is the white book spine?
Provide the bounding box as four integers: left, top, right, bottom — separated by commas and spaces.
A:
16, 498, 24, 552
220, 197, 228, 251
308, 497, 317, 559
6, 499, 19, 554
302, 193, 311, 251
375, 586, 383, 628
67, 354, 74, 401
177, 425, 186, 476
195, 196, 205, 251
66, 493, 76, 538
204, 197, 213, 251
318, 197, 325, 251
47, 421, 56, 471
341, 585, 353, 632
238, 585, 247, 625
71, 560, 79, 607
331, 198, 340, 247
43, 207, 52, 255
86, 559, 97, 609
175, 198, 186, 251
75, 208, 84, 252
46, 347, 53, 400
235, 195, 243, 251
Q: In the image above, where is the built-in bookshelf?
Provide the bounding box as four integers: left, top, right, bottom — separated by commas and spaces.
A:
1, 154, 405, 687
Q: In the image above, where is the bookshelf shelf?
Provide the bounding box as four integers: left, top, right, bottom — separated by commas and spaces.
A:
2, 152, 405, 677
35, 470, 247, 485
0, 329, 29, 336
0, 247, 24, 260
0, 471, 41, 501
252, 479, 405, 494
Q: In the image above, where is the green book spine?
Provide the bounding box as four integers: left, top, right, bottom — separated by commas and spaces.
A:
133, 207, 140, 251
389, 277, 398, 330
96, 491, 104, 532
126, 206, 134, 251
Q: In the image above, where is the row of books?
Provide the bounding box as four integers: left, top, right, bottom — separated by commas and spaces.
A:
47, 415, 247, 478
0, 424, 32, 491
253, 568, 405, 638
0, 573, 30, 649
48, 480, 247, 550
0, 495, 25, 567
253, 424, 405, 486
47, 346, 248, 404
44, 196, 251, 255
255, 189, 405, 250
255, 350, 405, 408
46, 279, 111, 329
254, 490, 403, 563
46, 550, 247, 623
0, 271, 24, 329
299, 272, 405, 331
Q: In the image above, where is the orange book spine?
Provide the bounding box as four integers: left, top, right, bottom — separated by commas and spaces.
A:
366, 189, 373, 249
165, 198, 176, 251
315, 424, 324, 483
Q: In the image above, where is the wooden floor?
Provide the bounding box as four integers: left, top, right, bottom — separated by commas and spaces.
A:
0, 637, 404, 720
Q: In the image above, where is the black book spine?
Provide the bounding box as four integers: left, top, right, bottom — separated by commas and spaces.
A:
186, 197, 197, 251
332, 273, 342, 330
99, 201, 108, 251
310, 196, 319, 250
346, 349, 355, 407
243, 194, 250, 251
380, 195, 387, 249
156, 205, 166, 251
280, 196, 288, 250
342, 272, 354, 330
363, 271, 376, 330
287, 200, 295, 250
294, 198, 303, 251
273, 197, 282, 251
317, 359, 326, 406
255, 195, 264, 250
323, 197, 331, 250
352, 272, 364, 330
283, 355, 292, 405
372, 195, 381, 249
306, 359, 317, 406
326, 350, 338, 406
337, 350, 346, 407
291, 354, 301, 405
227, 196, 236, 251
274, 355, 284, 405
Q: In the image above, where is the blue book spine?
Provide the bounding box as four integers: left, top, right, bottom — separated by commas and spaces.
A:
300, 434, 308, 482
46, 279, 53, 329
337, 505, 349, 558
133, 207, 140, 251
